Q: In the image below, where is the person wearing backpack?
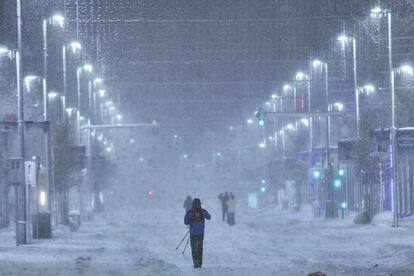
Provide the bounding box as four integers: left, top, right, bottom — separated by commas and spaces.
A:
184, 198, 211, 268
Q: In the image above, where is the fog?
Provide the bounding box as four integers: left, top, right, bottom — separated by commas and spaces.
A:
1, 0, 414, 275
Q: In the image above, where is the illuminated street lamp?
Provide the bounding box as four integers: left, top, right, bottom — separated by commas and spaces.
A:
337, 34, 358, 138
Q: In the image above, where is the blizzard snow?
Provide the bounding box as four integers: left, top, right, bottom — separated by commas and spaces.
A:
1, 199, 414, 275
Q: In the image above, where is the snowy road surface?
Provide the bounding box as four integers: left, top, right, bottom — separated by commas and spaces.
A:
1, 204, 414, 275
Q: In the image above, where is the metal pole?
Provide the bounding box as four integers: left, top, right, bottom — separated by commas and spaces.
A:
353, 38, 359, 139
325, 63, 330, 167
16, 0, 28, 246
388, 12, 398, 228
43, 18, 53, 220
76, 68, 81, 144
307, 80, 312, 169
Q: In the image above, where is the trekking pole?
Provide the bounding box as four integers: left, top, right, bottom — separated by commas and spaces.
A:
182, 235, 190, 255
175, 230, 190, 250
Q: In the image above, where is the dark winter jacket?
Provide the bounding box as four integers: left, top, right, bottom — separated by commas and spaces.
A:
184, 207, 211, 236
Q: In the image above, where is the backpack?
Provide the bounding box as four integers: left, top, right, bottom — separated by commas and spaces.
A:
191, 208, 204, 222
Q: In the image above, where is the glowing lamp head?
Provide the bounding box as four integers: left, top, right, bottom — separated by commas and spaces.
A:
83, 64, 93, 72
283, 84, 292, 92
0, 47, 10, 55
341, 202, 348, 209
312, 59, 322, 67
334, 102, 344, 111
98, 89, 107, 98
400, 64, 414, 76
371, 7, 383, 15
338, 169, 345, 176
295, 71, 305, 81
247, 119, 253, 124
48, 92, 59, 99
39, 191, 47, 206
260, 187, 266, 193
338, 35, 349, 44
313, 170, 321, 179
70, 41, 82, 53
52, 15, 65, 27
271, 94, 277, 99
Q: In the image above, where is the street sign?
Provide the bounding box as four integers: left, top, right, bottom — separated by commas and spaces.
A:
398, 138, 414, 155
7, 158, 24, 186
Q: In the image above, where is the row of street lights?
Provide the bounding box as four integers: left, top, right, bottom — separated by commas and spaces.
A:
1, 5, 123, 244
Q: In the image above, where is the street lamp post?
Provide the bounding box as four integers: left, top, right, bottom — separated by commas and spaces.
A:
371, 7, 397, 227
338, 34, 358, 138
76, 64, 93, 144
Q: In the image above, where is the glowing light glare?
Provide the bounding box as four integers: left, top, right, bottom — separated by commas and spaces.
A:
259, 142, 266, 148
109, 106, 115, 112
97, 134, 103, 141
260, 186, 266, 193
261, 179, 266, 184
312, 59, 322, 67
258, 119, 265, 127
313, 170, 321, 179
106, 147, 112, 152
341, 202, 348, 209
229, 126, 234, 131
130, 139, 135, 143
334, 102, 344, 111
116, 114, 122, 120
286, 124, 294, 130
0, 47, 10, 55
48, 92, 58, 99
65, 108, 74, 115
295, 71, 305, 81
283, 84, 292, 92
83, 64, 93, 72
139, 157, 144, 162
371, 7, 383, 14
363, 84, 375, 94
173, 134, 178, 139
39, 191, 47, 206
183, 154, 188, 159
70, 41, 82, 53
338, 169, 345, 176
247, 119, 253, 124
338, 35, 349, 44
52, 14, 65, 27
105, 101, 113, 107
216, 152, 221, 157
271, 94, 277, 99
94, 78, 103, 84
265, 101, 271, 106
98, 89, 107, 98
80, 116, 85, 121
400, 64, 414, 76
24, 75, 38, 90
300, 118, 309, 127
147, 191, 153, 197
334, 179, 342, 188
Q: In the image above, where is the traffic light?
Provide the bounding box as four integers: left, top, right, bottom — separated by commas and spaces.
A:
334, 178, 342, 188
256, 108, 265, 127
338, 169, 345, 176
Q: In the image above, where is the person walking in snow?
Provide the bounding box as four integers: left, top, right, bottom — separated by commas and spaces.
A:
184, 198, 211, 268
218, 192, 229, 221
226, 193, 236, 225
183, 195, 193, 212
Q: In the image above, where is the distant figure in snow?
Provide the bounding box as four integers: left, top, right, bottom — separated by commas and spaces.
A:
183, 195, 193, 212
218, 192, 230, 221
184, 198, 211, 268
226, 194, 236, 225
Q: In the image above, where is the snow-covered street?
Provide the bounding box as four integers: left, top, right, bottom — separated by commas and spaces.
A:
1, 201, 414, 276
